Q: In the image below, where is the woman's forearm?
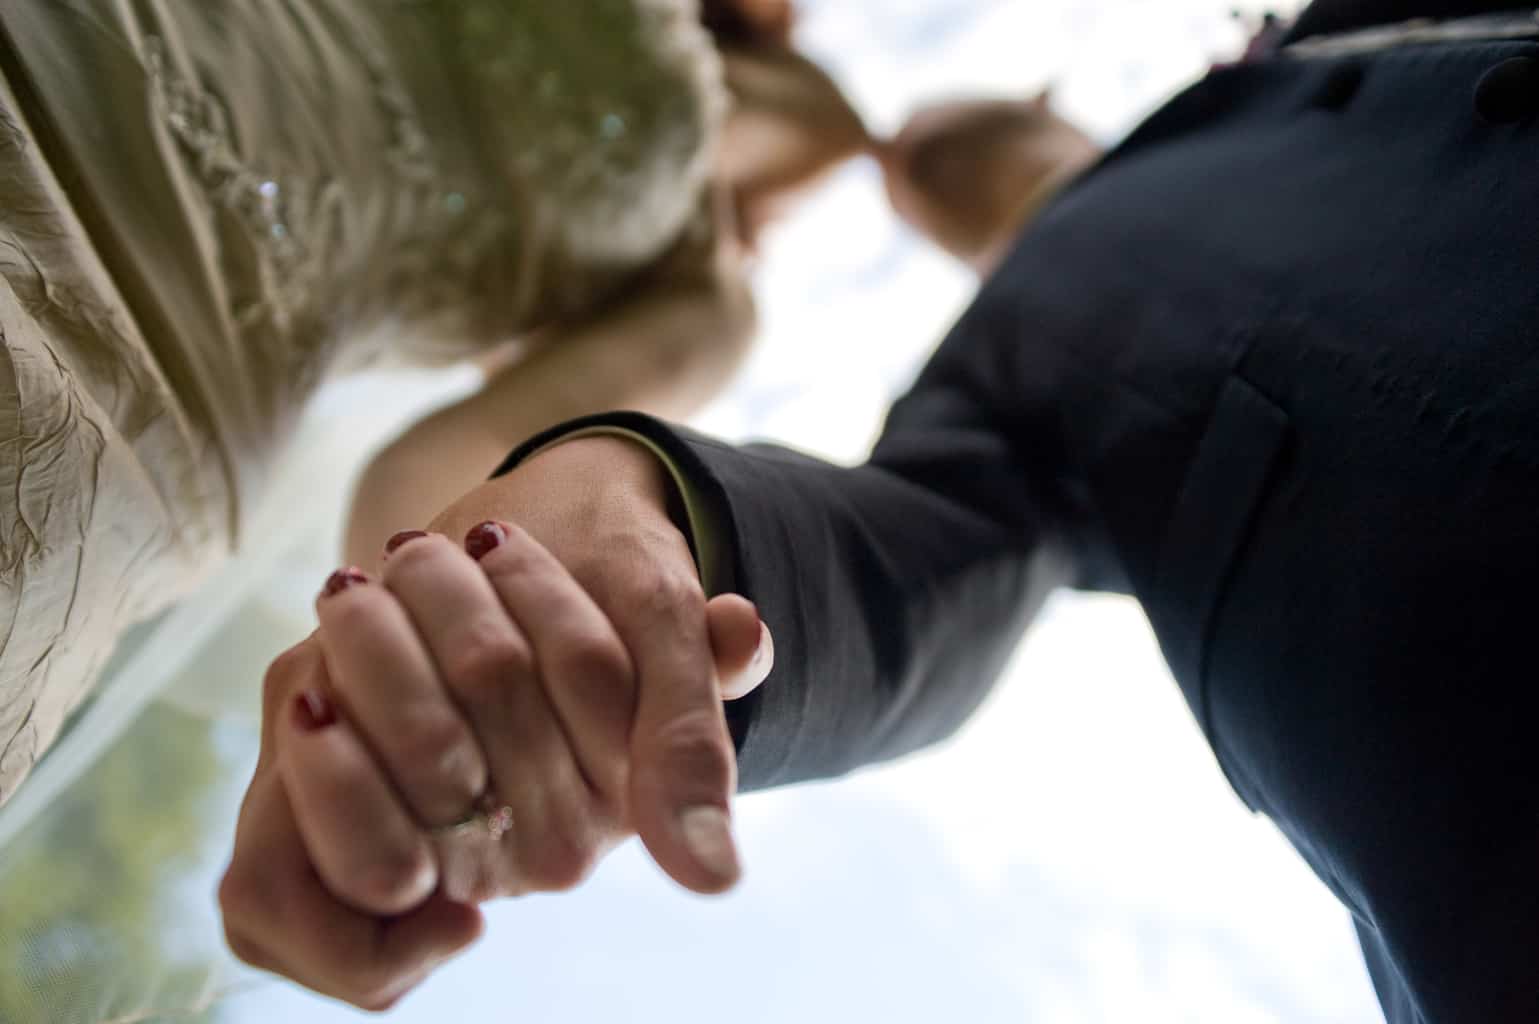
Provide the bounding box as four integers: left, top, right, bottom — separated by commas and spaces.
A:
343, 415, 510, 571
343, 269, 754, 570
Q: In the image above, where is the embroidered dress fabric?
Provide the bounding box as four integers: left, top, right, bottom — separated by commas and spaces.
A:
0, 0, 724, 808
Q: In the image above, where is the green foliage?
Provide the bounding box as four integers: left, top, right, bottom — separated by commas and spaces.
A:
0, 704, 234, 1024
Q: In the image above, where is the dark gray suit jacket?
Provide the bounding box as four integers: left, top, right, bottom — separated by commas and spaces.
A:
496, 8, 1539, 1019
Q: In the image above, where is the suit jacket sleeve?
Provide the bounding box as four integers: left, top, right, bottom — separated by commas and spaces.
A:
489, 279, 1127, 793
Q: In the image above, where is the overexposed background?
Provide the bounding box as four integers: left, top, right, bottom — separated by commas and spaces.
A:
0, 0, 1386, 1021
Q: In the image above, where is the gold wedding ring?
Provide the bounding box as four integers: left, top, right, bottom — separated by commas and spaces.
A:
432, 789, 515, 841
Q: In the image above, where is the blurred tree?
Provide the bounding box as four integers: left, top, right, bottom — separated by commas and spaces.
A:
0, 704, 236, 1024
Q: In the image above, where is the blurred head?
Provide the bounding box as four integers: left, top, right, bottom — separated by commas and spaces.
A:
880, 91, 1103, 273
714, 44, 871, 251
700, 0, 796, 48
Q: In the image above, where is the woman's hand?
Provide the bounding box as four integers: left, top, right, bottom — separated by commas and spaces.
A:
304, 525, 638, 909
301, 523, 768, 907
221, 439, 773, 1006
218, 634, 487, 1011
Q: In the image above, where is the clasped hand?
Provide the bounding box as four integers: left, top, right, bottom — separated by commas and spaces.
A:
219, 437, 771, 1010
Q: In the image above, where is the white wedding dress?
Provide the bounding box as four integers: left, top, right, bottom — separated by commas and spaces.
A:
0, 0, 726, 805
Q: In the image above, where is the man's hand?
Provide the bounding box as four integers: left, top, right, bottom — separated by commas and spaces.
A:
421, 435, 762, 894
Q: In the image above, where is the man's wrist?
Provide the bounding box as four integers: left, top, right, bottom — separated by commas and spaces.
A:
512, 427, 726, 595
517, 433, 676, 523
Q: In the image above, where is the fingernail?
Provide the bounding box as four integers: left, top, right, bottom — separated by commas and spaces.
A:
321, 567, 369, 598
465, 521, 508, 561
679, 805, 741, 883
384, 530, 429, 557
293, 689, 337, 732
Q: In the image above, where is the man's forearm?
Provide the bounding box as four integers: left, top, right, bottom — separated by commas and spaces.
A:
481, 407, 1078, 792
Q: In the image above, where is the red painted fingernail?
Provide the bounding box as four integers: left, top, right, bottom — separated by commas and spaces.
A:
465, 521, 508, 561
384, 530, 429, 557
293, 689, 337, 732
321, 567, 369, 598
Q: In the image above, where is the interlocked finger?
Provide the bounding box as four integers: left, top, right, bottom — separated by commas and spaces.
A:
314, 567, 489, 830
381, 527, 612, 899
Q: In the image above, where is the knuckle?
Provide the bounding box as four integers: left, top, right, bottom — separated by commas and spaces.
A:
522, 827, 597, 893
554, 633, 632, 691
324, 594, 377, 634
397, 714, 477, 780
360, 995, 404, 1015
636, 569, 705, 622
222, 925, 269, 971
217, 867, 263, 926
218, 874, 276, 970
350, 848, 434, 913
262, 646, 307, 701
394, 717, 485, 816
648, 711, 734, 790
352, 973, 408, 1014
448, 854, 505, 906
444, 624, 533, 705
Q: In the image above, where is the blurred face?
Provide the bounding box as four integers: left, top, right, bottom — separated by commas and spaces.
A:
881, 94, 1103, 272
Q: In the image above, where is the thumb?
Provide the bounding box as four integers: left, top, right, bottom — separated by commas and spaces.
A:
625, 587, 745, 896
707, 594, 774, 700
